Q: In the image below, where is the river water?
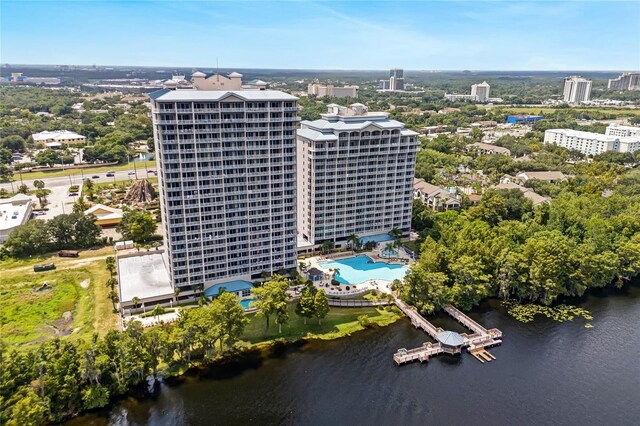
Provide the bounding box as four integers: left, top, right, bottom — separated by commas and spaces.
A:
70, 284, 640, 426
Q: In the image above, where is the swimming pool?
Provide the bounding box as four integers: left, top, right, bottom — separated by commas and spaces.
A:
240, 298, 257, 310
319, 255, 409, 285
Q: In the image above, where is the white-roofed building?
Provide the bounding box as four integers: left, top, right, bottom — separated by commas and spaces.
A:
544, 125, 640, 155
0, 194, 33, 244
31, 130, 86, 144
296, 103, 418, 247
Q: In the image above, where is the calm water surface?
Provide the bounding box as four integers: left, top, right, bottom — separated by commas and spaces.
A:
70, 284, 640, 426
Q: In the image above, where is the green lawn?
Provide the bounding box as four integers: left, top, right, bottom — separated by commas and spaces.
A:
16, 161, 156, 181
241, 303, 402, 344
0, 249, 119, 348
90, 176, 158, 190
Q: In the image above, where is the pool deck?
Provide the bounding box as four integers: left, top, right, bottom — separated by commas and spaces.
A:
304, 251, 410, 298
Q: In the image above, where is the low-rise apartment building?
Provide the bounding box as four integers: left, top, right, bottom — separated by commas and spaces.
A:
413, 178, 461, 211
544, 124, 640, 155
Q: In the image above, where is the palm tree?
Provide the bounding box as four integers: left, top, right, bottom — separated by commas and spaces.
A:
388, 228, 403, 249
321, 239, 335, 254
151, 304, 166, 321
105, 256, 116, 277
131, 296, 139, 311
346, 233, 360, 251
107, 290, 119, 311
384, 242, 395, 257
173, 286, 181, 302
106, 277, 117, 291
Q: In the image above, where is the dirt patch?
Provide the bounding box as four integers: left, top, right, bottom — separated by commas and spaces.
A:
80, 279, 90, 289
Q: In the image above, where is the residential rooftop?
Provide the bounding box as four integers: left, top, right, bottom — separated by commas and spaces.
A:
117, 253, 173, 303
149, 88, 298, 102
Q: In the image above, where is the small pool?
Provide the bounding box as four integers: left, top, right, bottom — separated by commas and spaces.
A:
240, 298, 257, 310
382, 249, 398, 257
319, 255, 409, 285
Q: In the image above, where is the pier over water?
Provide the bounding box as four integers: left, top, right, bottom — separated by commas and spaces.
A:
393, 299, 502, 365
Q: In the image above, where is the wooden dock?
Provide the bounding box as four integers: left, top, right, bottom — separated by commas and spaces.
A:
393, 298, 503, 365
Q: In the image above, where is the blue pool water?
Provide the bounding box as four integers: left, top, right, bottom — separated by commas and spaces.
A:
240, 298, 257, 310
382, 249, 398, 257
319, 255, 409, 285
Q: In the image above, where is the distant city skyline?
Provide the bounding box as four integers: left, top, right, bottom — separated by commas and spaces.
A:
1, 1, 639, 70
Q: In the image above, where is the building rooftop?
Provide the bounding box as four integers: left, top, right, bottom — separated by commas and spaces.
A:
117, 253, 173, 303
0, 194, 32, 232
493, 182, 549, 206
517, 171, 567, 181
150, 89, 298, 102
414, 177, 442, 195
547, 128, 637, 142
32, 130, 86, 142
468, 142, 511, 155
437, 330, 465, 347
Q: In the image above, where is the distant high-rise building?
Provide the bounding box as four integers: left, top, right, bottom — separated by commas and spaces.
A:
379, 80, 389, 90
150, 85, 299, 295
389, 69, 405, 91
296, 103, 418, 248
471, 81, 490, 102
607, 72, 640, 91
563, 76, 592, 104
307, 83, 359, 98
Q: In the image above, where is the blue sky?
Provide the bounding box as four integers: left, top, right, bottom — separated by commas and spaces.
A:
1, 0, 639, 70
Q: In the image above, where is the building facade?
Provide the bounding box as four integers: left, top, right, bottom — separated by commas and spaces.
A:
150, 88, 299, 293
389, 69, 405, 91
607, 72, 640, 91
307, 83, 358, 98
563, 76, 592, 104
605, 123, 640, 138
544, 124, 640, 155
471, 81, 490, 102
296, 103, 418, 247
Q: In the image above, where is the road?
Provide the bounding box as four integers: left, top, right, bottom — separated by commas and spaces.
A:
1, 168, 156, 192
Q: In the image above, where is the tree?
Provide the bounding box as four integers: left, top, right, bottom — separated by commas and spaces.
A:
313, 289, 329, 325
4, 220, 51, 257
252, 275, 289, 336
108, 290, 119, 311
0, 134, 26, 152
210, 292, 248, 350
389, 228, 403, 248
33, 179, 45, 189
47, 212, 102, 249
34, 188, 51, 208
346, 233, 361, 251
131, 297, 140, 311
0, 147, 13, 164
17, 184, 28, 194
84, 178, 95, 200
320, 239, 335, 254
384, 242, 395, 256
0, 164, 13, 181
151, 304, 166, 321
105, 256, 116, 277
106, 277, 117, 291
295, 286, 316, 325
117, 209, 156, 242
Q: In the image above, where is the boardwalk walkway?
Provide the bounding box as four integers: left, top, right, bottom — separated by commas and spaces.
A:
328, 299, 392, 307
393, 298, 503, 365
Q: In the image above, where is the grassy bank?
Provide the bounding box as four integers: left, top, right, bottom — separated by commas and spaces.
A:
241, 303, 403, 344
0, 247, 119, 347
16, 160, 156, 180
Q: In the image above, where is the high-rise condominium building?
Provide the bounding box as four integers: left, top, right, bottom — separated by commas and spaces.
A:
389, 68, 405, 91
607, 72, 640, 91
307, 83, 359, 98
150, 88, 299, 292
296, 103, 418, 248
471, 81, 490, 102
563, 76, 592, 104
